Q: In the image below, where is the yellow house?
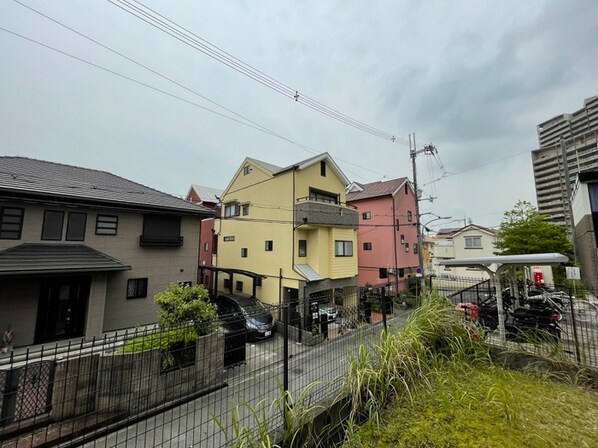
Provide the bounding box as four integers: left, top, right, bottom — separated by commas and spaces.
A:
214, 153, 359, 311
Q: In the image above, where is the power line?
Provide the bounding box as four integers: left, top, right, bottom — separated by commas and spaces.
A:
8, 1, 394, 183
107, 0, 410, 146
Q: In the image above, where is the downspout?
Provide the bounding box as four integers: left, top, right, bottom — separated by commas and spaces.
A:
291, 166, 301, 279
392, 192, 399, 296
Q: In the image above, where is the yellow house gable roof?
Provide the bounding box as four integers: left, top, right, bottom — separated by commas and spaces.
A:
222, 152, 351, 197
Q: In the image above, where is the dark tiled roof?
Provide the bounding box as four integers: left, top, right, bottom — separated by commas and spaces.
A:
0, 244, 131, 275
0, 157, 213, 215
346, 178, 408, 202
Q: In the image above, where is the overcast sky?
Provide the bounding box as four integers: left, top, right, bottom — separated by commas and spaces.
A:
2, 0, 597, 230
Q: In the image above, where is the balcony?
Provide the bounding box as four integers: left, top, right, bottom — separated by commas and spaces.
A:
294, 198, 358, 228
139, 235, 184, 247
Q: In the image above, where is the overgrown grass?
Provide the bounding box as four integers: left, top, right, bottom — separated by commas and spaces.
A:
342, 293, 598, 447
213, 382, 327, 448
344, 292, 489, 425
342, 361, 598, 447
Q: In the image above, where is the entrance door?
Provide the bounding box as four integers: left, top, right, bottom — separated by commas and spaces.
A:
35, 276, 91, 343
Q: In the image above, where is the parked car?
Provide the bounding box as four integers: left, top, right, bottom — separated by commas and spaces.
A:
216, 294, 275, 340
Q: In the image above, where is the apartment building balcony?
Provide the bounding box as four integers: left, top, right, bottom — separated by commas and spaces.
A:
294, 198, 358, 228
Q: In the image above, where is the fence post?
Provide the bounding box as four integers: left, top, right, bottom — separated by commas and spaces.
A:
568, 290, 582, 365
283, 303, 290, 434
381, 288, 388, 332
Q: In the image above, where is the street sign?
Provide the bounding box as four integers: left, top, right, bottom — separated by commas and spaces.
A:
415, 267, 423, 278
565, 266, 581, 280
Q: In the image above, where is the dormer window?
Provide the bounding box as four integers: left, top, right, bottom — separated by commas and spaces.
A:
320, 161, 326, 177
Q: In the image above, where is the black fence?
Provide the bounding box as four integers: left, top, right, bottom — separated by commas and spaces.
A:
1, 278, 596, 447
0, 290, 413, 447
434, 275, 598, 367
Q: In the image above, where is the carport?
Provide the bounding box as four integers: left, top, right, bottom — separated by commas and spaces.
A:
438, 253, 569, 340
198, 265, 266, 298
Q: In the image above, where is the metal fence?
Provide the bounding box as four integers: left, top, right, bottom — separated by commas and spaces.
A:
0, 290, 413, 448
1, 278, 596, 447
434, 275, 598, 367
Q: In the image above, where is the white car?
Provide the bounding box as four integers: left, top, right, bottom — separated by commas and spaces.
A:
320, 304, 339, 322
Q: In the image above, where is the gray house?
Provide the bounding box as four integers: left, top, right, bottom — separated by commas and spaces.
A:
0, 157, 213, 347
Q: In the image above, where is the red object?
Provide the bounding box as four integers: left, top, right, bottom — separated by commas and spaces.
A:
456, 303, 479, 319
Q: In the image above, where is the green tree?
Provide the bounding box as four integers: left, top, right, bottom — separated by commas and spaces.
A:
494, 200, 573, 257
154, 283, 218, 335
495, 201, 573, 284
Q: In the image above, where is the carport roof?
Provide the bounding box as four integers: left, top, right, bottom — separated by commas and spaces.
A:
439, 253, 568, 269
0, 243, 131, 275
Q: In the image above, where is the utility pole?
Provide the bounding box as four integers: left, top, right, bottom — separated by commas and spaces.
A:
410, 134, 437, 291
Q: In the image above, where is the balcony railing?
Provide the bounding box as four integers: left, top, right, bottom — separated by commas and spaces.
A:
139, 235, 184, 247
294, 198, 358, 228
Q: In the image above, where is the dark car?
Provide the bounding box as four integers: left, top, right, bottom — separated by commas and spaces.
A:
216, 294, 275, 340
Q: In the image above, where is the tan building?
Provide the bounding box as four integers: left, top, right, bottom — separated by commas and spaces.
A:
0, 157, 213, 347
214, 153, 359, 310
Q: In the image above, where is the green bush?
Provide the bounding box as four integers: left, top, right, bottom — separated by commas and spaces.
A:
154, 282, 218, 336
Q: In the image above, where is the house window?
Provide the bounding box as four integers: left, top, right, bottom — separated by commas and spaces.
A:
465, 236, 482, 249
298, 239, 307, 257
223, 236, 235, 242
242, 204, 249, 216
363, 242, 372, 250
241, 248, 248, 257
405, 183, 408, 194
96, 215, 118, 235
400, 234, 405, 244
204, 242, 209, 252
320, 161, 326, 177
224, 203, 240, 217
309, 188, 338, 204
407, 211, 413, 222
255, 277, 262, 287
405, 243, 410, 252
66, 212, 87, 241
223, 278, 231, 289
42, 210, 65, 241
265, 240, 273, 251
243, 165, 251, 175
0, 207, 24, 240
335, 240, 353, 257
413, 243, 418, 254
236, 281, 243, 292
362, 212, 371, 220
127, 278, 148, 299
140, 214, 182, 246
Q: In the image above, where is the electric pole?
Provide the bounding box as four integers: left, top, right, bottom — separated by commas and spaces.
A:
410, 134, 437, 291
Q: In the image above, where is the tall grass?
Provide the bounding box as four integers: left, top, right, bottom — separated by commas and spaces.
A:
344, 292, 489, 426
213, 382, 328, 448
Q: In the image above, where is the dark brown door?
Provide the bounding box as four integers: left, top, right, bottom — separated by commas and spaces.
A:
35, 276, 91, 343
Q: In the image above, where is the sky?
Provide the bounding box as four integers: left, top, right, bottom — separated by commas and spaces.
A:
1, 0, 597, 231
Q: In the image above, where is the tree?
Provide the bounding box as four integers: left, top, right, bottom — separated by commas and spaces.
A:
154, 283, 218, 335
495, 200, 573, 257
495, 201, 574, 284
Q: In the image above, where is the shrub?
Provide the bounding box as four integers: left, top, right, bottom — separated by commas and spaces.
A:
154, 282, 218, 335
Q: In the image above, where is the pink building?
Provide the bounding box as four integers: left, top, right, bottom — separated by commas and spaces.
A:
185, 185, 223, 289
346, 178, 419, 293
